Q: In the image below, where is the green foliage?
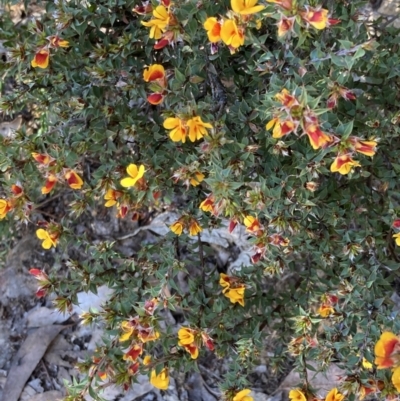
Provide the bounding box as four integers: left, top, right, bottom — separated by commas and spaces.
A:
2, 0, 400, 399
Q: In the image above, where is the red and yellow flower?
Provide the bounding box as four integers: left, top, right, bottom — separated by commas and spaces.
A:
65, 170, 84, 189
318, 303, 334, 317
41, 174, 57, 194
325, 388, 344, 401
31, 49, 50, 69
351, 138, 377, 157
147, 93, 164, 105
275, 88, 299, 109
304, 124, 332, 150
170, 220, 184, 235
143, 64, 165, 83
204, 17, 222, 42
199, 195, 215, 213
188, 219, 202, 236
48, 36, 69, 48
123, 343, 143, 362
266, 118, 296, 138
300, 7, 329, 30
267, 0, 293, 11
244, 215, 262, 235
375, 332, 400, 369
0, 199, 13, 219
277, 16, 296, 37
32, 152, 54, 165
190, 172, 205, 186
178, 327, 199, 359
330, 154, 360, 175
220, 273, 246, 307
289, 389, 306, 401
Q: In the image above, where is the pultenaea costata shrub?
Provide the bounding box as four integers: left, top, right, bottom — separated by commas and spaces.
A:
2, 0, 400, 399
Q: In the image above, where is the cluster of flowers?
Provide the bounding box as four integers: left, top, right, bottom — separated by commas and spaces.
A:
170, 215, 202, 236
138, 0, 180, 50
32, 152, 83, 194
104, 163, 146, 218
268, 0, 340, 38
203, 0, 265, 53
177, 327, 214, 359
143, 64, 167, 105
31, 35, 69, 69
163, 115, 213, 143
374, 331, 400, 392
266, 89, 377, 175
0, 183, 29, 220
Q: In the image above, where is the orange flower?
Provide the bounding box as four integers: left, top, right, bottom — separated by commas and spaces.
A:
244, 215, 262, 234
178, 327, 199, 359
143, 64, 165, 83
277, 16, 295, 37
266, 118, 295, 138
41, 175, 57, 194
49, 36, 69, 48
147, 93, 164, 105
325, 388, 344, 401
36, 228, 58, 249
123, 343, 143, 362
163, 117, 188, 143
330, 154, 361, 175
65, 170, 84, 189
187, 116, 213, 142
300, 7, 329, 30
32, 152, 53, 165
305, 124, 332, 150
352, 139, 377, 157
231, 0, 265, 15
199, 195, 214, 212
374, 332, 400, 369
220, 19, 245, 49
0, 199, 12, 219
204, 17, 222, 42
31, 49, 50, 69
104, 189, 122, 207
275, 88, 298, 108
318, 304, 334, 317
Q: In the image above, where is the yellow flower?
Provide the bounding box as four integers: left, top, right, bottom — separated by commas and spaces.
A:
289, 389, 306, 401
187, 116, 213, 142
362, 358, 373, 370
233, 389, 253, 401
120, 164, 145, 188
189, 220, 202, 236
36, 228, 58, 249
150, 368, 169, 390
170, 220, 184, 235
119, 320, 135, 342
220, 19, 245, 49
318, 303, 334, 317
393, 233, 400, 246
225, 287, 245, 306
143, 355, 152, 365
163, 117, 188, 143
244, 215, 261, 234
374, 331, 400, 369
104, 189, 122, 207
231, 0, 265, 15
300, 7, 329, 30
190, 172, 205, 186
325, 388, 344, 401
330, 155, 360, 175
392, 366, 400, 392
141, 5, 170, 39
178, 327, 195, 345
199, 196, 214, 212
203, 17, 222, 42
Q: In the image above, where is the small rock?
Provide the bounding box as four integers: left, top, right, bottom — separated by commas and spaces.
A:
26, 307, 68, 327
27, 390, 63, 401
27, 378, 44, 393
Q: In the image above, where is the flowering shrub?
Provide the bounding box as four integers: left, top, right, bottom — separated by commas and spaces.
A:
2, 0, 400, 400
